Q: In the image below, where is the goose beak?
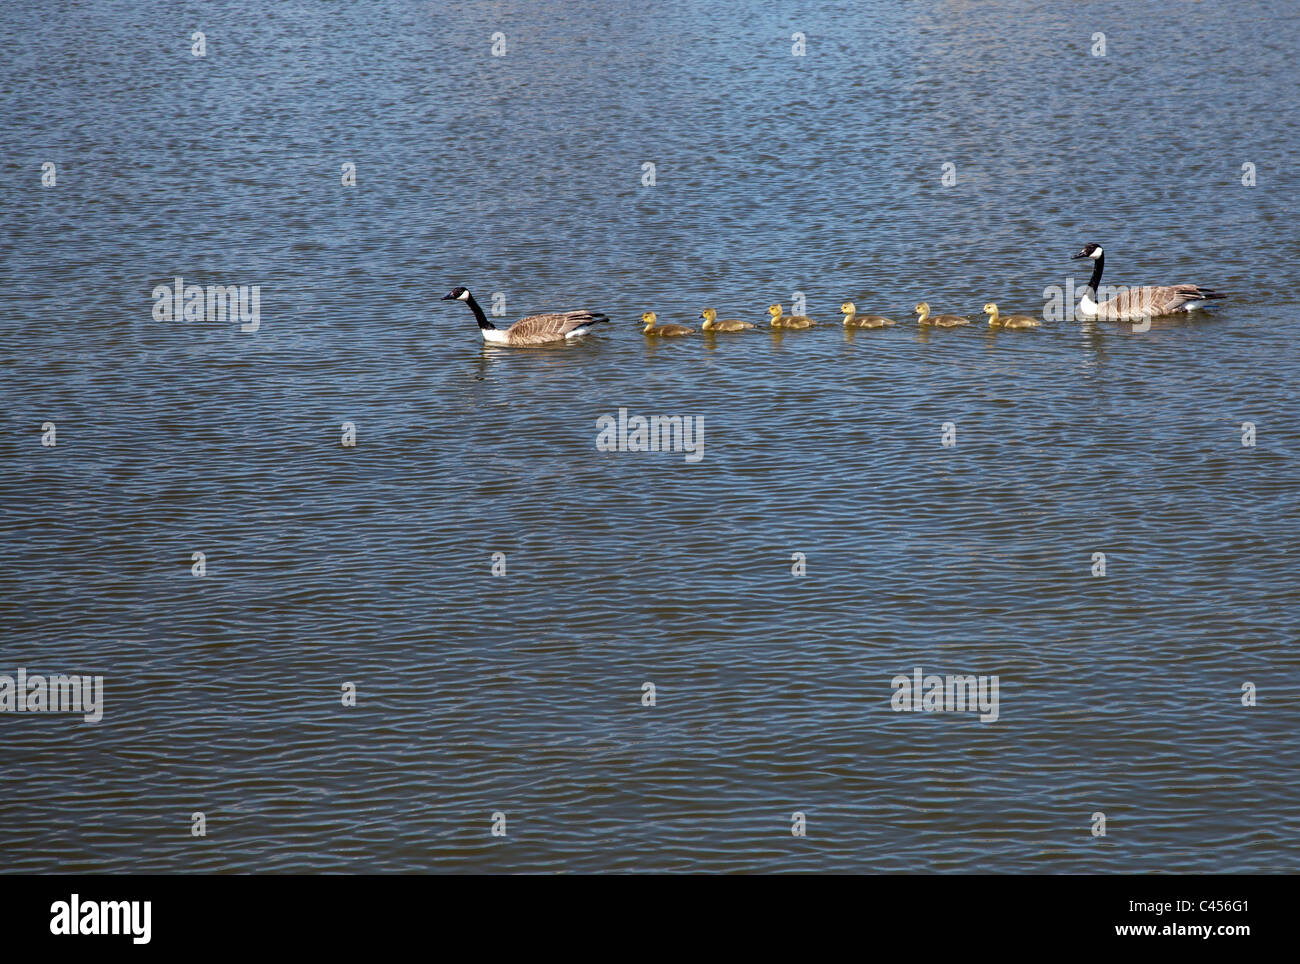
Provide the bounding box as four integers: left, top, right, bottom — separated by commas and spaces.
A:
1070, 250, 1087, 260
440, 292, 455, 300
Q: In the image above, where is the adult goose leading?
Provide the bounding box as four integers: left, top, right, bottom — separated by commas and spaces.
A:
1071, 243, 1225, 321
441, 287, 609, 346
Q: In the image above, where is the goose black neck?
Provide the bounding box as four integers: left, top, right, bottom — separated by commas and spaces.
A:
464, 293, 495, 330
1087, 253, 1105, 297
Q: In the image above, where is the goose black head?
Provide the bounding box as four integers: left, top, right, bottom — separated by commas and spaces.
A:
441, 287, 472, 301
1072, 242, 1103, 261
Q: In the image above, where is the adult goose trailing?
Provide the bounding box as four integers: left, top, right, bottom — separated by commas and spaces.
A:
1070, 243, 1225, 321
441, 287, 609, 346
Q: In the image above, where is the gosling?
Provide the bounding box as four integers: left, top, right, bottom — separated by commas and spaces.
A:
984, 303, 1041, 329
841, 302, 895, 329
914, 302, 970, 327
700, 308, 754, 333
641, 311, 694, 337
768, 304, 817, 329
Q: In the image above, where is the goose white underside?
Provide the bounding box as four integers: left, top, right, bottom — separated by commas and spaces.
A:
480, 325, 597, 345
1078, 293, 1212, 320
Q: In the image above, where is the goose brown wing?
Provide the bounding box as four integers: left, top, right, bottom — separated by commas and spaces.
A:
1098, 284, 1226, 319
506, 310, 609, 345
1159, 284, 1226, 310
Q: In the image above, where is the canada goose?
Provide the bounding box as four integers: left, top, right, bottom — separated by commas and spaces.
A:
641, 311, 693, 337
983, 303, 1041, 329
700, 308, 753, 333
914, 302, 970, 327
1071, 243, 1226, 321
768, 305, 816, 329
441, 287, 608, 346
840, 302, 895, 329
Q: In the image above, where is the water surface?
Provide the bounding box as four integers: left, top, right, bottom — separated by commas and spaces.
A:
1, 0, 1297, 872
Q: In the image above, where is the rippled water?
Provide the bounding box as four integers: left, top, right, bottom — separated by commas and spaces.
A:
2, 1, 1298, 872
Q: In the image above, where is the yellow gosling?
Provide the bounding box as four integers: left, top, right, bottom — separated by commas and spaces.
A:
641, 311, 693, 337
914, 302, 970, 327
984, 302, 1041, 329
840, 302, 895, 329
768, 304, 816, 329
700, 308, 754, 333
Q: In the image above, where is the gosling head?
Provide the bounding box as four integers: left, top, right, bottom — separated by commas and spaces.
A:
1072, 242, 1103, 261
914, 302, 929, 315
441, 286, 472, 302
983, 302, 998, 315
768, 304, 783, 318
641, 311, 657, 326
840, 302, 855, 315
700, 308, 717, 322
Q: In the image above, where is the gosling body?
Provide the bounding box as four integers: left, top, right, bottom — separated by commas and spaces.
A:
700, 308, 754, 333
914, 302, 970, 327
840, 302, 895, 329
768, 304, 817, 329
984, 303, 1041, 329
641, 311, 694, 337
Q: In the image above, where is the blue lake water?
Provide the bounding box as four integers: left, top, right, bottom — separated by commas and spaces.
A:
1, 0, 1297, 872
